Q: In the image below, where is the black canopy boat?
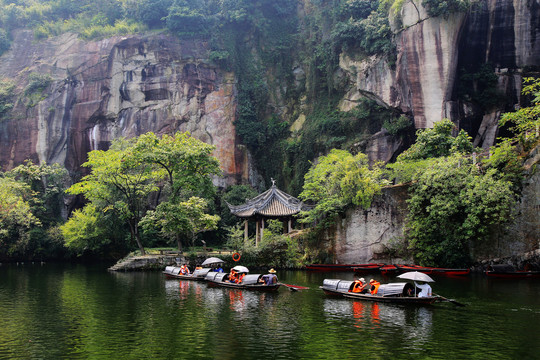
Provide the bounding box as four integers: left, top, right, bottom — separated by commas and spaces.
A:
163, 266, 213, 280
320, 279, 441, 305
205, 272, 281, 291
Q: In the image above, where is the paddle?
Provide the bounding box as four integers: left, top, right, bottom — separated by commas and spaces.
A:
435, 294, 466, 307
279, 283, 310, 291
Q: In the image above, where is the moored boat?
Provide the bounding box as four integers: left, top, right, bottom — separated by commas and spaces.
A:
320, 279, 440, 305
163, 266, 212, 280
307, 263, 383, 272
485, 264, 540, 278
205, 272, 281, 291
395, 264, 470, 276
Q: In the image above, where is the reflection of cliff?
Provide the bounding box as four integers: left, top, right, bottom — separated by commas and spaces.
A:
0, 30, 246, 187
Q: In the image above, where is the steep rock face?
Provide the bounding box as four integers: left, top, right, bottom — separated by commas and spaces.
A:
339, 0, 540, 149
0, 30, 247, 187
340, 1, 466, 130
332, 185, 409, 264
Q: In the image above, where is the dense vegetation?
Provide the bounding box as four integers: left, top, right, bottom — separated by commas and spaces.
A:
0, 0, 535, 267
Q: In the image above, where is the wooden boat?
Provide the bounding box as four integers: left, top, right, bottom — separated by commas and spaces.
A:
351, 264, 385, 274
485, 264, 540, 278
380, 264, 398, 275
163, 266, 212, 280
205, 272, 281, 291
320, 279, 440, 305
395, 264, 470, 276
307, 263, 383, 272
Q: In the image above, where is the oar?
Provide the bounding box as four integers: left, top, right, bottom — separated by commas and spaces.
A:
279, 283, 310, 291
435, 294, 466, 307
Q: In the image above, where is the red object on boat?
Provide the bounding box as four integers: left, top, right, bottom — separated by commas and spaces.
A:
395, 264, 470, 276
306, 263, 383, 272
380, 265, 398, 275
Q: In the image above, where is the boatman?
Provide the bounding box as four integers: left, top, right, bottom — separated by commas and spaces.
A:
260, 269, 278, 285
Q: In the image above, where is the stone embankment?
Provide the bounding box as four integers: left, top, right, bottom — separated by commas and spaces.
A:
108, 254, 183, 271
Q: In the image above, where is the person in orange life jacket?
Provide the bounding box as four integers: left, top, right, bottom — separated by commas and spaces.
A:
351, 277, 367, 293
235, 273, 245, 284
369, 279, 380, 295
180, 264, 190, 275
228, 269, 237, 283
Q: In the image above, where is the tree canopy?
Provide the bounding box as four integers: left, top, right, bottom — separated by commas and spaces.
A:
63, 132, 221, 256
299, 149, 389, 225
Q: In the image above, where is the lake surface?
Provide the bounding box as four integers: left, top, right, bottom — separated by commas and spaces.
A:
0, 263, 539, 359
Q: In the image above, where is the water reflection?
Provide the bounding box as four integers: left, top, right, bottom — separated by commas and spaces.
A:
323, 297, 433, 344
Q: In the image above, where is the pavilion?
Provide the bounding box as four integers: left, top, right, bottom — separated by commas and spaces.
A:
226, 180, 311, 246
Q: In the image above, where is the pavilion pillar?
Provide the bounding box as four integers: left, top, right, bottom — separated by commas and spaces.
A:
288, 219, 292, 233
260, 219, 264, 244
255, 219, 260, 247
244, 220, 248, 243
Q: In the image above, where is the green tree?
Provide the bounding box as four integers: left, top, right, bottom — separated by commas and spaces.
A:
131, 131, 221, 202
405, 154, 515, 267
299, 149, 389, 225
500, 77, 540, 149
0, 176, 41, 257
141, 197, 219, 251
66, 138, 158, 255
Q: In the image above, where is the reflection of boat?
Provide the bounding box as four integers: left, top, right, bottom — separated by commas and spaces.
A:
485, 264, 540, 278
307, 263, 383, 272
320, 279, 440, 305
395, 264, 470, 276
163, 266, 212, 280
205, 272, 281, 291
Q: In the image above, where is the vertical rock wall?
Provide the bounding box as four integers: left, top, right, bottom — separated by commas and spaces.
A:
332, 185, 409, 264
0, 31, 248, 187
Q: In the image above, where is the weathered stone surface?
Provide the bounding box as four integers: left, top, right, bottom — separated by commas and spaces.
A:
332, 185, 409, 264
338, 0, 540, 152
0, 30, 248, 187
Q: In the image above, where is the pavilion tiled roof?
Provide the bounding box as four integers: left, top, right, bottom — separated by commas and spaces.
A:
226, 184, 310, 218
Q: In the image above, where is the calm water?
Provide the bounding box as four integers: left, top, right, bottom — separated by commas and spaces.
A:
0, 264, 539, 360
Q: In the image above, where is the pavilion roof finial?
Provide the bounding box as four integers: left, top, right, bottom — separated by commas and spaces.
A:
271, 178, 276, 187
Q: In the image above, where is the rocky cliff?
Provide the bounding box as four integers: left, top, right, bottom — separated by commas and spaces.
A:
339, 0, 539, 150
0, 30, 248, 187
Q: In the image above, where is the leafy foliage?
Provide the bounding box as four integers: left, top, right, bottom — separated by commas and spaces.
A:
421, 0, 470, 18
0, 78, 15, 120
397, 118, 474, 161
500, 77, 540, 149
387, 119, 523, 267
0, 161, 69, 260
64, 132, 221, 255
299, 149, 389, 225
405, 154, 516, 267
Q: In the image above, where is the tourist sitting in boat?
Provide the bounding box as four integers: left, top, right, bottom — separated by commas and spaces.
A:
369, 279, 380, 295
235, 272, 246, 284
180, 264, 190, 275
216, 265, 224, 273
415, 281, 432, 297
228, 269, 237, 283
259, 269, 278, 285
195, 264, 203, 270
351, 277, 367, 293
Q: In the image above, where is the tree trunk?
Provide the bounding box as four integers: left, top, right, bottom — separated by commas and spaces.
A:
176, 234, 182, 252
129, 219, 146, 255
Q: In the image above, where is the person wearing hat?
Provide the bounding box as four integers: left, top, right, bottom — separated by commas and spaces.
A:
260, 268, 278, 285
351, 277, 367, 293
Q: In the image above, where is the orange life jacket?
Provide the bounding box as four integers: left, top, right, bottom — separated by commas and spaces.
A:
236, 273, 245, 284
352, 280, 365, 293
370, 281, 380, 295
